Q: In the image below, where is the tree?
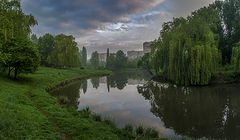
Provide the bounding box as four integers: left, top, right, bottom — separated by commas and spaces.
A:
81, 46, 87, 66
47, 34, 81, 68
91, 78, 100, 89
138, 53, 152, 74
106, 48, 110, 69
151, 7, 221, 85
90, 51, 99, 69
37, 33, 54, 65
0, 37, 40, 79
106, 54, 116, 70
213, 0, 240, 64
115, 50, 128, 68
231, 42, 240, 72
30, 34, 38, 45
0, 0, 37, 43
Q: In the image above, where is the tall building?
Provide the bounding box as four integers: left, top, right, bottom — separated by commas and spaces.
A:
127, 41, 152, 59
99, 53, 107, 62
127, 51, 144, 59
143, 42, 152, 53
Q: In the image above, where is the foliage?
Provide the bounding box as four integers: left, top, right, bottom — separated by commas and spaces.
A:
81, 46, 87, 66
0, 37, 40, 79
106, 53, 116, 70
213, 0, 240, 64
90, 51, 99, 69
47, 34, 81, 68
106, 48, 110, 68
0, 0, 37, 43
106, 50, 128, 70
136, 126, 144, 135
126, 58, 139, 68
151, 7, 221, 85
37, 34, 54, 65
30, 34, 38, 45
231, 42, 240, 72
137, 53, 152, 74
115, 50, 128, 68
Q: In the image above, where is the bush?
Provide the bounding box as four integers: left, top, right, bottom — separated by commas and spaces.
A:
124, 124, 133, 132
144, 128, 159, 138
136, 126, 144, 135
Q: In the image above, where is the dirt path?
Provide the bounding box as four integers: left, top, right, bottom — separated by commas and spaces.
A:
25, 80, 67, 139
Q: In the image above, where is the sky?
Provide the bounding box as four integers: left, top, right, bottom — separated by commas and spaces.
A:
21, 0, 215, 55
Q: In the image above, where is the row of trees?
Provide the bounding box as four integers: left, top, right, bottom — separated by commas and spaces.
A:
88, 49, 137, 70
0, 0, 40, 79
106, 50, 128, 70
146, 0, 240, 85
32, 33, 81, 68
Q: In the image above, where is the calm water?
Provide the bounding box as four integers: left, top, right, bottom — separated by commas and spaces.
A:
51, 71, 240, 139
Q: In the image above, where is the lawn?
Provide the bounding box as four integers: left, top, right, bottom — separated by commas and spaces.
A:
0, 67, 139, 140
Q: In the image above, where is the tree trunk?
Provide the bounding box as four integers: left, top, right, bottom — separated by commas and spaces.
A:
8, 67, 11, 77
14, 68, 18, 79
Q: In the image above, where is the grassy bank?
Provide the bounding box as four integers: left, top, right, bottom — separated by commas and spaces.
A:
0, 67, 149, 140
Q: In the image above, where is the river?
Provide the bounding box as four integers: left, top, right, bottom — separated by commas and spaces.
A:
51, 70, 240, 139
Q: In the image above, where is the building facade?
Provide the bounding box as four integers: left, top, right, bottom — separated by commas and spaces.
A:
99, 53, 107, 62
127, 41, 152, 59
127, 51, 144, 59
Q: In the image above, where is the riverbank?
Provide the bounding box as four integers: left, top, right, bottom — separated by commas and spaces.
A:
0, 67, 154, 139
152, 70, 240, 86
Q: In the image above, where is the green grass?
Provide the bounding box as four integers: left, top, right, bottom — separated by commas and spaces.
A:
0, 67, 172, 140
0, 67, 135, 140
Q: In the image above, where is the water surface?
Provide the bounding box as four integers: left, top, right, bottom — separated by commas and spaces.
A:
51, 71, 240, 139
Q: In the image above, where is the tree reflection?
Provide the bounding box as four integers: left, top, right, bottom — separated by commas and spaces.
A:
51, 81, 83, 108
81, 80, 88, 93
106, 70, 151, 91
106, 73, 128, 90
138, 82, 240, 139
91, 78, 100, 89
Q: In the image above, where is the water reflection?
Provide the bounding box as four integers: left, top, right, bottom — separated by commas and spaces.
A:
91, 78, 100, 89
51, 81, 82, 108
51, 71, 240, 139
138, 82, 240, 139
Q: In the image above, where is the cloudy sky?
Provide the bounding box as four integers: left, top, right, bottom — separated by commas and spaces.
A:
21, 0, 215, 55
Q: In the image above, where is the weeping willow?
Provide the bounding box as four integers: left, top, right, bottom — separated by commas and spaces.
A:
151, 8, 221, 86
231, 42, 240, 72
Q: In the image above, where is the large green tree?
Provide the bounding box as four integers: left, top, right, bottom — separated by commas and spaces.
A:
81, 46, 87, 66
0, 0, 37, 42
0, 37, 40, 79
37, 33, 54, 66
106, 48, 110, 69
214, 0, 240, 64
115, 50, 128, 68
151, 7, 221, 85
47, 34, 81, 68
231, 42, 240, 72
90, 51, 99, 69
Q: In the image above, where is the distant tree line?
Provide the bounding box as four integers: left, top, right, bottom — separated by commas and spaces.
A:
88, 49, 138, 70
139, 0, 240, 86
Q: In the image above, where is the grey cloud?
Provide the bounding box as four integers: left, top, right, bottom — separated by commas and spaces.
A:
22, 0, 164, 36
22, 0, 216, 55
160, 0, 215, 17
